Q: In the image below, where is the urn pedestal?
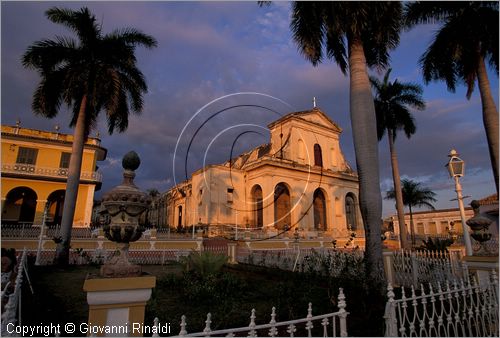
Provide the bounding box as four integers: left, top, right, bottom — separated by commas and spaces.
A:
83, 276, 156, 337
463, 200, 498, 286
83, 152, 155, 337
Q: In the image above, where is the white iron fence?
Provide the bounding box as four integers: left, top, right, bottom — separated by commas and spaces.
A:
151, 289, 348, 337
27, 248, 192, 266
385, 249, 466, 289
384, 271, 499, 337
1, 249, 29, 337
240, 248, 364, 276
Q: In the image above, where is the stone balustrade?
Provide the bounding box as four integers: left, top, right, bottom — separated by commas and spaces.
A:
1, 163, 102, 182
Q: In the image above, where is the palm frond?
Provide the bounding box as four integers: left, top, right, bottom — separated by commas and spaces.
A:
290, 2, 325, 66
107, 28, 157, 48
46, 7, 101, 46
372, 68, 424, 142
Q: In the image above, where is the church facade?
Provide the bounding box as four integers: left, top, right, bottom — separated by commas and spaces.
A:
166, 107, 362, 239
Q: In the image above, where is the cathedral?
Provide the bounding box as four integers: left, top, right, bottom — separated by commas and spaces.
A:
166, 107, 363, 239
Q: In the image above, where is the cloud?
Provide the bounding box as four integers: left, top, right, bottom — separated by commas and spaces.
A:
2, 2, 497, 215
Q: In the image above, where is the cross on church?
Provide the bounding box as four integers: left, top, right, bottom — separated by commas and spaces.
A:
313, 97, 317, 108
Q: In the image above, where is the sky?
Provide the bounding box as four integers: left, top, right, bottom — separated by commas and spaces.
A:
1, 1, 498, 218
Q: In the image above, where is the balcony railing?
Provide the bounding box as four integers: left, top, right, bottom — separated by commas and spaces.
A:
1, 163, 102, 182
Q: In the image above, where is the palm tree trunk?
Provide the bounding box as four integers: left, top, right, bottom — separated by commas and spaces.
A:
55, 95, 87, 266
387, 130, 409, 249
476, 57, 499, 194
348, 38, 385, 290
408, 204, 415, 247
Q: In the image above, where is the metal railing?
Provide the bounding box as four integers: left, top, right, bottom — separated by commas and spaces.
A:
1, 224, 93, 239
28, 248, 192, 266
388, 249, 466, 289
240, 247, 365, 276
151, 289, 348, 337
1, 249, 28, 337
1, 163, 102, 182
384, 272, 499, 337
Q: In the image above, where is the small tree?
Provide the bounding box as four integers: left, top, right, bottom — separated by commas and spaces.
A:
370, 68, 426, 249
386, 179, 437, 246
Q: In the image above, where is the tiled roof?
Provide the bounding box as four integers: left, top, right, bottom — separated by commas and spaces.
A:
223, 143, 271, 169
478, 194, 498, 206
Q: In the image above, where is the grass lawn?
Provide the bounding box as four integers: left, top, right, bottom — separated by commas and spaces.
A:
22, 262, 385, 337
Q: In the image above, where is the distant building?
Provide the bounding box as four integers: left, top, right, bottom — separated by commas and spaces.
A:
388, 194, 500, 240
165, 107, 362, 238
1, 124, 106, 227
388, 207, 474, 237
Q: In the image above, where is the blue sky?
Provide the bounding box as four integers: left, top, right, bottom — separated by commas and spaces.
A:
1, 2, 498, 218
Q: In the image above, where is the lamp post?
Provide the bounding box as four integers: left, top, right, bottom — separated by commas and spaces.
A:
446, 149, 473, 256
35, 203, 49, 266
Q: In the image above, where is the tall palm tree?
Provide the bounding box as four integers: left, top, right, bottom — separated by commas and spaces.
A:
22, 7, 157, 265
370, 68, 426, 249
289, 2, 402, 289
386, 178, 437, 246
405, 1, 499, 194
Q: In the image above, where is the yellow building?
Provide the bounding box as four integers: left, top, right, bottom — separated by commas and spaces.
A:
1, 124, 106, 227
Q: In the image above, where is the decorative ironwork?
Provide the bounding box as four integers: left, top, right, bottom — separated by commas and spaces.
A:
384, 272, 499, 337
168, 289, 348, 337
1, 249, 28, 337
392, 249, 466, 288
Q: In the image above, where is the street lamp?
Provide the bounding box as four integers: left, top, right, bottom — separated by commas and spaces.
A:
446, 149, 473, 256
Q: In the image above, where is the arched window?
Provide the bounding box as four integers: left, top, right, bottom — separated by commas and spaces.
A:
314, 144, 323, 167
46, 190, 65, 226
251, 185, 263, 228
345, 193, 357, 231
3, 187, 38, 225
178, 205, 183, 227
274, 183, 291, 230
313, 189, 327, 231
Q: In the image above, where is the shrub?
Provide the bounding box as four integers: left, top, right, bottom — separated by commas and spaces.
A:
418, 237, 453, 252
179, 251, 228, 277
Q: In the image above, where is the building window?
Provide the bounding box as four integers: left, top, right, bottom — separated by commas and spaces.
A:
198, 189, 203, 205
177, 206, 183, 227
227, 188, 234, 203
59, 152, 71, 169
16, 147, 38, 165
314, 144, 323, 167
345, 193, 357, 231
313, 189, 327, 231
251, 185, 263, 228
274, 183, 291, 230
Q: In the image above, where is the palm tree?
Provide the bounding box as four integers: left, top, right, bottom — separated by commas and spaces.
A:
386, 178, 437, 246
370, 68, 426, 249
289, 2, 402, 289
405, 1, 499, 194
22, 7, 157, 265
